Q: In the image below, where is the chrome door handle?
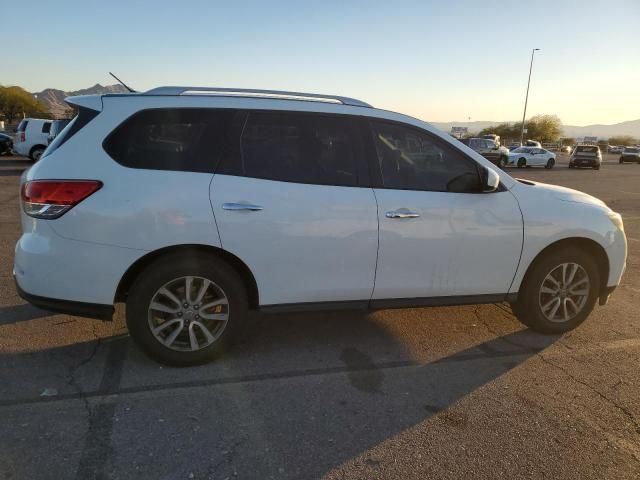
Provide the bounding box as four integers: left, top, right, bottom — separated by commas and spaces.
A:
385, 209, 420, 219
222, 202, 264, 211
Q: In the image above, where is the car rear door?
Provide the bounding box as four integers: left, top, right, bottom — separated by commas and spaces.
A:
367, 119, 523, 302
210, 110, 378, 308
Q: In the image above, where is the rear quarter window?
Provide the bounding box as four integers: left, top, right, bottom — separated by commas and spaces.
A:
17, 120, 28, 132
103, 108, 234, 173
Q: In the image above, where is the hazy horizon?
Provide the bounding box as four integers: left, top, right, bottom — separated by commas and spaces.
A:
5, 0, 639, 125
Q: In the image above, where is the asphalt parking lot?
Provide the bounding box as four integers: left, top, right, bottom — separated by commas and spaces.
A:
0, 153, 638, 480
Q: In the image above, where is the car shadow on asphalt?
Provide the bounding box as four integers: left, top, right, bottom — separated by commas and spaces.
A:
0, 303, 50, 325
0, 306, 560, 479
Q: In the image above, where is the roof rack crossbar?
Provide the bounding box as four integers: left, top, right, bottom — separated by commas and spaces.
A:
143, 86, 372, 108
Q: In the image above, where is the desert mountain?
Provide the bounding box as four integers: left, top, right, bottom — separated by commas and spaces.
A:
33, 84, 128, 118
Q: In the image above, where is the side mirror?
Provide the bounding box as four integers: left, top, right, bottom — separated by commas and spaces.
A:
482, 167, 500, 192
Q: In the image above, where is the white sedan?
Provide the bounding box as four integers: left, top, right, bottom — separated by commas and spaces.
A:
507, 147, 556, 168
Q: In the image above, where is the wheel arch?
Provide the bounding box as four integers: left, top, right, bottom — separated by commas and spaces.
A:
29, 144, 47, 156
115, 244, 260, 309
516, 237, 609, 296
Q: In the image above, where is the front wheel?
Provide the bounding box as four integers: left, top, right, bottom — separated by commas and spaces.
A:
512, 247, 599, 333
517, 158, 526, 168
126, 253, 248, 366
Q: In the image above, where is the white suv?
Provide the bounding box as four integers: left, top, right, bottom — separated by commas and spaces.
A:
13, 118, 52, 160
15, 87, 627, 365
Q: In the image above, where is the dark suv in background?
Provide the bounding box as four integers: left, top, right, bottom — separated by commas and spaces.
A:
569, 145, 602, 170
459, 137, 510, 168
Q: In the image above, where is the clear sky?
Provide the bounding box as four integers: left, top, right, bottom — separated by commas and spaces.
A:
4, 0, 639, 125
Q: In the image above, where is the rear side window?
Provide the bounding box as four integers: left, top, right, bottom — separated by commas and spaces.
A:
41, 122, 51, 134
104, 108, 233, 172
371, 120, 482, 193
17, 120, 28, 132
237, 111, 359, 186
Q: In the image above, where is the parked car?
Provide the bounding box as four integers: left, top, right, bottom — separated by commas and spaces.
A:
569, 145, 602, 169
609, 145, 624, 154
459, 137, 510, 168
0, 132, 13, 155
13, 118, 52, 161
15, 86, 627, 365
47, 119, 71, 145
619, 146, 640, 163
507, 147, 556, 168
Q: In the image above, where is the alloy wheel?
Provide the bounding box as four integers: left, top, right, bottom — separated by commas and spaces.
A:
147, 276, 230, 351
538, 263, 590, 323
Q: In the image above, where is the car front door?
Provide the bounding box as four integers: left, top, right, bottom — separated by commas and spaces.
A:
211, 110, 379, 308
368, 120, 523, 303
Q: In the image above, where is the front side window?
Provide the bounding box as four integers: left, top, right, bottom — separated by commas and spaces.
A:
239, 112, 359, 186
104, 108, 233, 172
371, 121, 482, 193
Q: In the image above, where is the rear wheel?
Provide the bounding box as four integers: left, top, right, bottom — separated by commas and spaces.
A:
29, 146, 45, 162
126, 253, 248, 366
512, 247, 599, 334
546, 158, 555, 169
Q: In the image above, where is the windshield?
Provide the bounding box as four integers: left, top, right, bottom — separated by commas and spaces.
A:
511, 147, 530, 153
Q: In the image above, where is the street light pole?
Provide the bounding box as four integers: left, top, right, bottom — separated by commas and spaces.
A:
520, 48, 540, 146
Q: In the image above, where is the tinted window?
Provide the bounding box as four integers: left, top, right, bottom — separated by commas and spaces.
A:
239, 112, 359, 186
41, 122, 51, 134
372, 121, 482, 193
576, 146, 598, 153
468, 139, 484, 149
104, 108, 233, 172
17, 120, 28, 132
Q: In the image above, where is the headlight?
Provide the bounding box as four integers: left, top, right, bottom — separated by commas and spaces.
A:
608, 212, 624, 232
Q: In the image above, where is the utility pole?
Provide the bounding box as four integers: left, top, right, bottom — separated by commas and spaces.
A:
520, 48, 540, 146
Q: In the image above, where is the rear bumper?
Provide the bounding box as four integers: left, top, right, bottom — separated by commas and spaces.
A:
14, 276, 114, 320
570, 157, 600, 166
12, 142, 29, 157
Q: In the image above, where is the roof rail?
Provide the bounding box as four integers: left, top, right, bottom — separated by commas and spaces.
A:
143, 86, 372, 108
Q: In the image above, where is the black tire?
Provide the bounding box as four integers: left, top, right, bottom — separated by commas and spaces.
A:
546, 159, 555, 169
29, 145, 45, 162
512, 247, 600, 334
593, 165, 600, 170
517, 158, 526, 168
568, 164, 574, 169
126, 253, 248, 366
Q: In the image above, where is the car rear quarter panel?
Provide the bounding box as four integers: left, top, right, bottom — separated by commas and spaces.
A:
25, 97, 223, 253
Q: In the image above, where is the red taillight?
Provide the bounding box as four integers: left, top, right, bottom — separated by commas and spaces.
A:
20, 132, 25, 142
21, 180, 102, 219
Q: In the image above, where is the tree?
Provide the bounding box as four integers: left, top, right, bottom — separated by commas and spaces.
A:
524, 115, 562, 143
0, 86, 50, 123
608, 135, 636, 146
477, 115, 563, 144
